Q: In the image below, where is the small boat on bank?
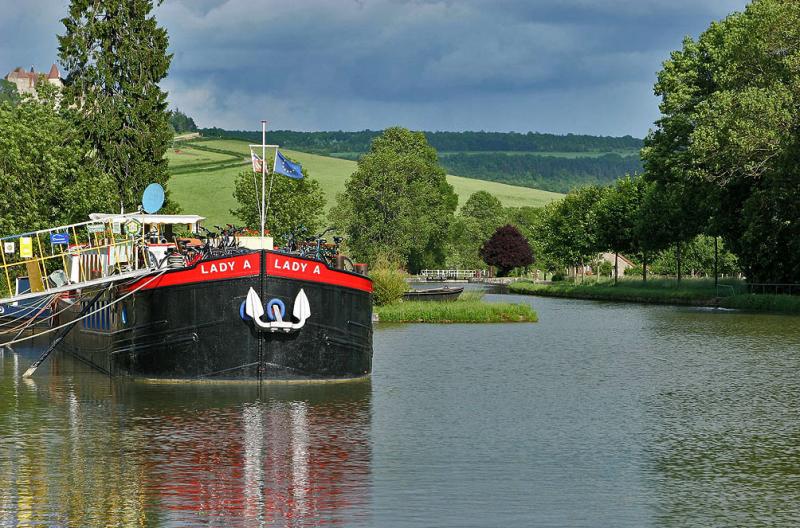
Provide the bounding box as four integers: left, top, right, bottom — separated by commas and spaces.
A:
403, 287, 463, 302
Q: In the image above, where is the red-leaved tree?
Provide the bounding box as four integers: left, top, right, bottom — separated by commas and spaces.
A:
480, 224, 535, 276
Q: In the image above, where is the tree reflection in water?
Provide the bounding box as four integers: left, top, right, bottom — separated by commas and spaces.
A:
0, 350, 372, 526
642, 310, 800, 527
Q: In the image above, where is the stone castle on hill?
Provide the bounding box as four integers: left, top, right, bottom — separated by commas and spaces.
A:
4, 64, 63, 96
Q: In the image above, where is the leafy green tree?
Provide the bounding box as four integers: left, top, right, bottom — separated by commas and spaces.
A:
643, 0, 800, 282
169, 108, 198, 134
58, 0, 174, 212
231, 158, 325, 246
334, 127, 458, 273
506, 206, 559, 278
649, 235, 739, 277
636, 180, 712, 283
480, 224, 534, 277
445, 216, 484, 269
0, 97, 117, 236
593, 175, 645, 284
0, 80, 19, 106
634, 181, 670, 282
461, 191, 507, 232
445, 191, 506, 269
540, 185, 606, 280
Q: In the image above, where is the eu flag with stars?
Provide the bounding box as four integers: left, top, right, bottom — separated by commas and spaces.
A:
274, 150, 304, 179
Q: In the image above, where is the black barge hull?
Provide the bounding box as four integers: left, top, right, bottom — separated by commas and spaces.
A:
58, 250, 373, 381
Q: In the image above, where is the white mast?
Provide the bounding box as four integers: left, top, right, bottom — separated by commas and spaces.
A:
261, 120, 267, 249
249, 123, 278, 250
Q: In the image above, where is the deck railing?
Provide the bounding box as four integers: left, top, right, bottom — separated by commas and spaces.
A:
419, 269, 489, 280
0, 213, 148, 302
746, 283, 800, 295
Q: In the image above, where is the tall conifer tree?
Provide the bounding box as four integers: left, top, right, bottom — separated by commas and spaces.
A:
58, 0, 173, 211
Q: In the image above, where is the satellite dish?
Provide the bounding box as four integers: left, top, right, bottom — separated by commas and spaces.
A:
142, 183, 165, 214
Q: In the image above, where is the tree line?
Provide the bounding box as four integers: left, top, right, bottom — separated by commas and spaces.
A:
201, 128, 643, 155
438, 152, 643, 193
4, 0, 796, 288
639, 0, 800, 284
241, 125, 731, 281
326, 0, 800, 285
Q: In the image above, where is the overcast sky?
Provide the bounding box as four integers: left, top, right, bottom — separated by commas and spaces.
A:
1, 0, 749, 136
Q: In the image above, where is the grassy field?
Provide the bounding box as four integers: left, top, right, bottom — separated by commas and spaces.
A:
375, 292, 538, 323
166, 146, 234, 167
167, 138, 563, 226
508, 278, 800, 314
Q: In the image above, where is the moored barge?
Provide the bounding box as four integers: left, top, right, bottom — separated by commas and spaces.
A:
56, 248, 373, 381
1, 128, 374, 381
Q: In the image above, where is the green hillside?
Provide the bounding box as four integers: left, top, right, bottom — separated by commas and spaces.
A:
167, 138, 563, 226
201, 129, 643, 193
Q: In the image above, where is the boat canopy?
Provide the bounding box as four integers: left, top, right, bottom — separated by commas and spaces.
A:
0, 212, 203, 305
89, 213, 205, 231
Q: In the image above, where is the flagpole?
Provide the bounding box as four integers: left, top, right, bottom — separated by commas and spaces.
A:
264, 147, 279, 234
261, 120, 266, 250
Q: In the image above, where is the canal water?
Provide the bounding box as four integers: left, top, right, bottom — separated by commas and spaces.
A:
1, 294, 800, 526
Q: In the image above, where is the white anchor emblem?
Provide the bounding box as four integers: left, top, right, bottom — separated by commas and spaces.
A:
244, 287, 310, 333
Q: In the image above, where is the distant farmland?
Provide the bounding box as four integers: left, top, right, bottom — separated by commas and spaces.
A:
167, 138, 563, 227
201, 129, 643, 194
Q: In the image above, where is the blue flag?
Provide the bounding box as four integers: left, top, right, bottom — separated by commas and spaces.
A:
274, 150, 304, 179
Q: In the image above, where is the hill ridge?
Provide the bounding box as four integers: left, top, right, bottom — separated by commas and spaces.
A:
200, 128, 643, 154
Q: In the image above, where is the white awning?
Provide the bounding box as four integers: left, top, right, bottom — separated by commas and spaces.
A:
89, 213, 206, 225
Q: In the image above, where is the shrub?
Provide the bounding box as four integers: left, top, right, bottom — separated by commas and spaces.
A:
369, 255, 409, 306
597, 260, 613, 277
479, 224, 535, 276
626, 264, 644, 277
551, 271, 565, 282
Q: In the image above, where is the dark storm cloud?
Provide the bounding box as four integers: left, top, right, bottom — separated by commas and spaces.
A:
2, 0, 749, 135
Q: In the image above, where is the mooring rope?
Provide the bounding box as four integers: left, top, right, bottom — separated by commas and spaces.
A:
0, 270, 167, 348
0, 294, 57, 329
1, 297, 57, 348
1, 272, 156, 334
0, 299, 55, 336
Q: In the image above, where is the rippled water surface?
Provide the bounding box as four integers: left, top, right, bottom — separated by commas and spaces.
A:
2, 294, 800, 526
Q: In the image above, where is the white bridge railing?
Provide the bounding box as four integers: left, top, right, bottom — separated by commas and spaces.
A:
419, 269, 489, 280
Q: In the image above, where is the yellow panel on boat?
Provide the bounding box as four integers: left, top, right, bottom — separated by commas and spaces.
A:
25, 260, 45, 292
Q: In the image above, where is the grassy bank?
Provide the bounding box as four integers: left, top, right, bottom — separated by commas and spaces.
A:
375, 292, 537, 323
508, 279, 800, 314
719, 294, 800, 314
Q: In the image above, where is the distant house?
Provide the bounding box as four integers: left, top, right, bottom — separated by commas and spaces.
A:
4, 64, 63, 97
566, 252, 636, 279
598, 252, 635, 277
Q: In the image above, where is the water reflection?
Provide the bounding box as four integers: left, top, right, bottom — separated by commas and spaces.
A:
618, 305, 800, 527
641, 310, 800, 526
0, 350, 371, 527
5, 297, 800, 526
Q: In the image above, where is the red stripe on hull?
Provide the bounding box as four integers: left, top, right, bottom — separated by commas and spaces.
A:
128, 252, 261, 291
126, 251, 372, 293
266, 253, 372, 293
